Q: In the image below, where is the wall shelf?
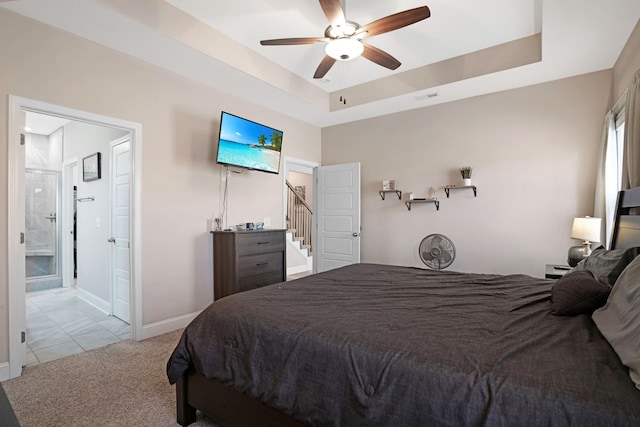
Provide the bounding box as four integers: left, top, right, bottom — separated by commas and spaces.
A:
379, 190, 402, 200
444, 185, 477, 198
405, 199, 439, 211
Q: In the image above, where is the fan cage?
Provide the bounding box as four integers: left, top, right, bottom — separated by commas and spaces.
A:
418, 234, 456, 270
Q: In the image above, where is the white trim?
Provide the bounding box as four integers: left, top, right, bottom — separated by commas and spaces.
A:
7, 96, 143, 379
7, 96, 26, 379
140, 311, 202, 340
0, 362, 10, 382
282, 156, 319, 269
287, 264, 311, 275
76, 287, 111, 314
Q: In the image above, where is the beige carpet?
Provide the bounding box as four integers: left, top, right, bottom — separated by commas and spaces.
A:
1, 329, 216, 427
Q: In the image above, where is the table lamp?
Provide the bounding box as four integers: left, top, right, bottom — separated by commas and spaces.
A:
567, 216, 602, 267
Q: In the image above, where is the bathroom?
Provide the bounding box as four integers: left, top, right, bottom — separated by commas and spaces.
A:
23, 112, 132, 365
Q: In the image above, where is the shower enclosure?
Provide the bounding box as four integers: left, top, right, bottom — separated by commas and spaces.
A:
25, 169, 62, 291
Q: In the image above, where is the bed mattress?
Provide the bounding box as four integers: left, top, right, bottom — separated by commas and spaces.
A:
167, 263, 640, 426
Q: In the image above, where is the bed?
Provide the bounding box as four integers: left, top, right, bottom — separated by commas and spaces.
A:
167, 188, 640, 426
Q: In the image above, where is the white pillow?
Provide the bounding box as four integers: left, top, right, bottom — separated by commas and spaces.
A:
592, 254, 640, 390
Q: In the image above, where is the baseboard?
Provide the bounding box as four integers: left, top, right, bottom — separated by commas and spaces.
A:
0, 362, 10, 382
140, 311, 202, 340
76, 288, 110, 314
287, 264, 312, 275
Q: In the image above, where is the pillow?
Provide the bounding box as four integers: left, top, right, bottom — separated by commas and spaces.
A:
592, 255, 640, 391
551, 270, 611, 316
573, 246, 640, 285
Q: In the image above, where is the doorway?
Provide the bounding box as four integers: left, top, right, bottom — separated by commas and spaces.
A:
283, 157, 319, 277
7, 96, 142, 379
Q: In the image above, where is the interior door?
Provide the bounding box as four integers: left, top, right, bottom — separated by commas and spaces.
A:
313, 163, 361, 273
110, 138, 131, 323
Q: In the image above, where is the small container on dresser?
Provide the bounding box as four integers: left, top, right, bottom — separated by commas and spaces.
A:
212, 229, 286, 299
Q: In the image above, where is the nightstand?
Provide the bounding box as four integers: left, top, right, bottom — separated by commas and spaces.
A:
545, 264, 572, 279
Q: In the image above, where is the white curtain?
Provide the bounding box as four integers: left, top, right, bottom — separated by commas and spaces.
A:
622, 69, 640, 189
594, 112, 617, 247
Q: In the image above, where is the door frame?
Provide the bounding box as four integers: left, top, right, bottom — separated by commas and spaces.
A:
7, 95, 143, 379
282, 156, 319, 271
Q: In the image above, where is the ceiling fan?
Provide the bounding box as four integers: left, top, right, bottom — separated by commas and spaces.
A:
259, 0, 431, 79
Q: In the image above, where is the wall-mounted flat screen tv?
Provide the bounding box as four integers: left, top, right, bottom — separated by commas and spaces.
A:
215, 111, 284, 174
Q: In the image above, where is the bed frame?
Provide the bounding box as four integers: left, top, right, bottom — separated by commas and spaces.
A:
176, 187, 640, 427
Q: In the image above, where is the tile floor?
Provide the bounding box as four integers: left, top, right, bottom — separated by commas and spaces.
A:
26, 287, 130, 366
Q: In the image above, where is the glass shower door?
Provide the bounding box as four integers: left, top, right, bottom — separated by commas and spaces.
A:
25, 170, 61, 283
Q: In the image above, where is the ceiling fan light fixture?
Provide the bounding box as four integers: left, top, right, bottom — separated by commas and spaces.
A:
325, 38, 364, 61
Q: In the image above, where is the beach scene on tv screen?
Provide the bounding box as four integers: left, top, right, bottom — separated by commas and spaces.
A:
217, 113, 283, 173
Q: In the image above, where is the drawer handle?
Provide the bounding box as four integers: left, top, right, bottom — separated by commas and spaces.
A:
256, 262, 268, 266
257, 241, 270, 245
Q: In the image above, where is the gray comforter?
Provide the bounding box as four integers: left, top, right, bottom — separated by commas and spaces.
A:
167, 263, 640, 426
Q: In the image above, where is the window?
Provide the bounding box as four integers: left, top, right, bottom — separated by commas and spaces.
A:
603, 106, 625, 246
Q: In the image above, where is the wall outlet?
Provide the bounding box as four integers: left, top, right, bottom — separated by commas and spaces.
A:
264, 217, 271, 227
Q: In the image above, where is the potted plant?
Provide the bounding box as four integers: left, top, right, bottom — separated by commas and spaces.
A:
460, 166, 472, 186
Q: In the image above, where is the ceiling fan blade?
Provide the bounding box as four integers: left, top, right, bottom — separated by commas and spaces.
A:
362, 44, 401, 70
260, 37, 327, 46
359, 6, 431, 39
313, 55, 337, 79
319, 0, 346, 26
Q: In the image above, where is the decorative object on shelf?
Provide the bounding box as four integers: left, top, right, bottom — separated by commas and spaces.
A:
382, 179, 396, 191
82, 152, 101, 182
460, 166, 472, 186
428, 187, 438, 200
419, 234, 456, 270
405, 198, 439, 211
444, 185, 477, 197
567, 216, 602, 267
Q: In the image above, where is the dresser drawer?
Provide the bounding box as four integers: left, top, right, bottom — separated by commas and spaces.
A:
238, 271, 284, 292
238, 252, 283, 278
237, 232, 285, 256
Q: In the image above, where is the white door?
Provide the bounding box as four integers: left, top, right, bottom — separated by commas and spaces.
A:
110, 138, 131, 323
313, 163, 361, 273
8, 107, 27, 379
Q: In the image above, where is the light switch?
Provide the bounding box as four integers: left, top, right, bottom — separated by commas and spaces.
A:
96, 217, 102, 228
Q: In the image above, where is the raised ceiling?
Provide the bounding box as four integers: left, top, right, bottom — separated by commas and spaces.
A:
2, 0, 640, 127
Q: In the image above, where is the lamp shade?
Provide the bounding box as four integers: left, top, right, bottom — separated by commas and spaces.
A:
570, 217, 602, 242
325, 38, 364, 61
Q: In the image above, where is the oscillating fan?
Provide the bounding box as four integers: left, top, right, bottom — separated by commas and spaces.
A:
419, 234, 456, 270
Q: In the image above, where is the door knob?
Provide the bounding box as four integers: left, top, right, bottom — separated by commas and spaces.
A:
107, 237, 116, 243
352, 232, 360, 237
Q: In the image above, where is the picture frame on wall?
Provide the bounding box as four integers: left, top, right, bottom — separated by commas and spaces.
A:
83, 152, 101, 182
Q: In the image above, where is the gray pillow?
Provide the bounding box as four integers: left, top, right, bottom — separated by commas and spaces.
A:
551, 270, 611, 316
592, 255, 640, 391
573, 246, 640, 285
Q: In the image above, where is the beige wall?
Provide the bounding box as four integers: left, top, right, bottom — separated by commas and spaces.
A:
322, 70, 612, 277
0, 9, 321, 366
614, 19, 640, 99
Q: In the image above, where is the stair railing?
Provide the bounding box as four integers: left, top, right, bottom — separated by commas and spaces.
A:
286, 180, 313, 253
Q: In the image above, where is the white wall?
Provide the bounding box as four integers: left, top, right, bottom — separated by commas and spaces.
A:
63, 121, 128, 304
0, 8, 322, 365
322, 71, 612, 278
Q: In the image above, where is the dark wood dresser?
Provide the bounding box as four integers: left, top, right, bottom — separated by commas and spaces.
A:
212, 229, 286, 299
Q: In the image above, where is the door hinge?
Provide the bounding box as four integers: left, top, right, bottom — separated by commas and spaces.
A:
20, 133, 25, 146
21, 331, 25, 343
20, 232, 24, 244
